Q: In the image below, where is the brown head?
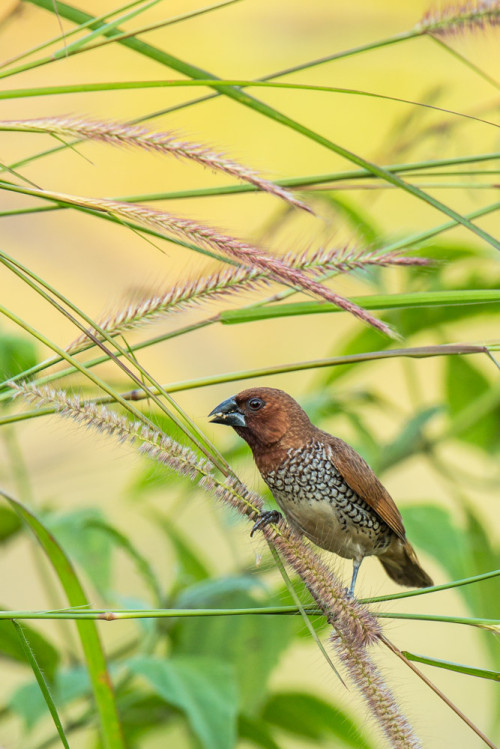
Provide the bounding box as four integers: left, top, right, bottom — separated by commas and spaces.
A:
208, 387, 315, 456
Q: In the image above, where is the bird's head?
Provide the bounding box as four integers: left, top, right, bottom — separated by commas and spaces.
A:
209, 387, 312, 448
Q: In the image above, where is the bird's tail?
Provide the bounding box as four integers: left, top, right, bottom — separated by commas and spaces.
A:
379, 538, 433, 588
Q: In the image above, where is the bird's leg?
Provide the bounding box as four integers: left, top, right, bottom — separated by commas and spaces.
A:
250, 510, 282, 537
348, 559, 362, 597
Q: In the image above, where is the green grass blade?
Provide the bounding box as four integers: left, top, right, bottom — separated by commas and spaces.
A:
0, 491, 125, 749
0, 342, 488, 418
402, 652, 500, 681
1, 82, 496, 130
11, 620, 70, 749
18, 3, 500, 250
362, 568, 500, 603
0, 0, 150, 70
376, 612, 500, 629
220, 290, 500, 325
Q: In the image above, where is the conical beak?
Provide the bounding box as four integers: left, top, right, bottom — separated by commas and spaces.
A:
208, 396, 246, 427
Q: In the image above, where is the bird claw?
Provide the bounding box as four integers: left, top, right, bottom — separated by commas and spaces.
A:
250, 510, 282, 537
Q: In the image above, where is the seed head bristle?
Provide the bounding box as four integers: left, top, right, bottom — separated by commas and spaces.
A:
67, 264, 269, 351
0, 115, 312, 214
418, 0, 500, 35
68, 245, 425, 351
56, 188, 396, 335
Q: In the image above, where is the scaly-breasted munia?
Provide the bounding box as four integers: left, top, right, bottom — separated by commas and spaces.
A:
209, 387, 432, 595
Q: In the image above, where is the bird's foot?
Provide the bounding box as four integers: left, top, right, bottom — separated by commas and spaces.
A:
250, 510, 282, 537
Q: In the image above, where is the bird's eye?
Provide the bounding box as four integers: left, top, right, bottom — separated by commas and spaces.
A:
248, 397, 264, 411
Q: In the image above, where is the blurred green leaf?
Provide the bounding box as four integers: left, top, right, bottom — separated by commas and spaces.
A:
238, 714, 281, 749
87, 518, 162, 604
0, 617, 59, 681
377, 406, 442, 472
402, 503, 500, 683
445, 357, 500, 451
262, 692, 375, 749
155, 515, 211, 591
10, 666, 90, 731
402, 505, 469, 581
323, 327, 392, 385
0, 332, 37, 381
313, 193, 380, 245
463, 507, 500, 624
44, 508, 112, 594
0, 506, 22, 543
116, 693, 174, 744
175, 575, 266, 609
128, 655, 238, 749
172, 577, 295, 713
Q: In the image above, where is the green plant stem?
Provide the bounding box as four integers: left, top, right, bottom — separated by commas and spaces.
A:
0, 343, 489, 421
12, 621, 70, 749
430, 35, 500, 91
376, 612, 500, 629
1, 0, 241, 81
0, 0, 151, 69
0, 607, 497, 628
363, 567, 500, 603
1, 81, 497, 130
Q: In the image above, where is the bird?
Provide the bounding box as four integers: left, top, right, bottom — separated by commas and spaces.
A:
209, 387, 433, 596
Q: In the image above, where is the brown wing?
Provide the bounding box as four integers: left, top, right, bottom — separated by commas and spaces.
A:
322, 432, 406, 540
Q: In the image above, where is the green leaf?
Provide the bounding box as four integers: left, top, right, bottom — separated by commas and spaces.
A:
128, 655, 238, 749
11, 621, 69, 747
10, 666, 90, 731
86, 518, 162, 605
402, 651, 500, 681
116, 693, 174, 744
238, 714, 281, 749
220, 289, 500, 325
402, 505, 469, 582
321, 326, 391, 386
156, 515, 211, 591
377, 406, 443, 472
312, 193, 380, 246
0, 506, 22, 543
0, 332, 37, 380
262, 692, 375, 749
44, 508, 113, 594
0, 491, 124, 749
172, 578, 295, 713
445, 357, 500, 450
0, 616, 59, 680
402, 504, 500, 626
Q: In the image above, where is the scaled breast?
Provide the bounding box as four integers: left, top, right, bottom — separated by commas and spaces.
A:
263, 440, 389, 538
